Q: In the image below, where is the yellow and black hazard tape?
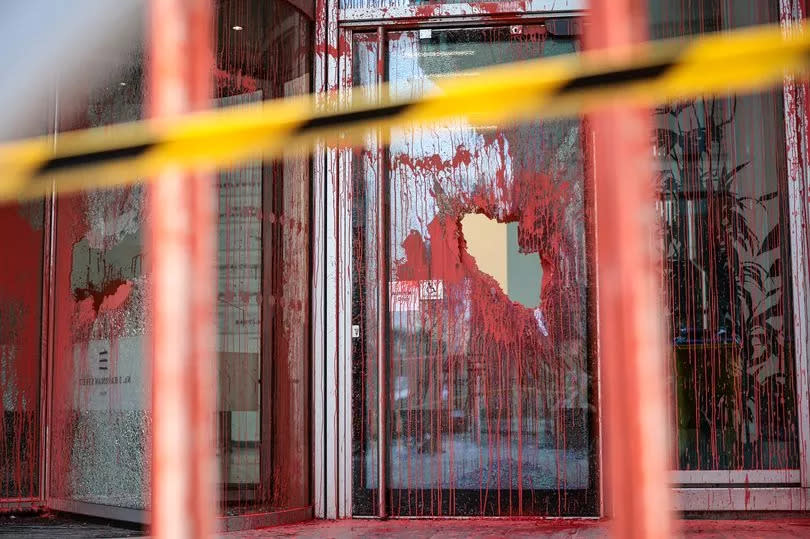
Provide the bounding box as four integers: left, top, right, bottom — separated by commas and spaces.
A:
1, 21, 809, 201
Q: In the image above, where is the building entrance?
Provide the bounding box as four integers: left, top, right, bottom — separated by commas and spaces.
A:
349, 22, 599, 517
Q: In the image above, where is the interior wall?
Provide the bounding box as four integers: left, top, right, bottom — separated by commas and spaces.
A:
0, 200, 46, 500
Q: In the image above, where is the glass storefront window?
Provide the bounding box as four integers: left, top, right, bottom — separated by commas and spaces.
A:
49, 43, 151, 509
46, 0, 313, 516
215, 0, 313, 514
3, 0, 806, 521
651, 1, 800, 471
352, 24, 596, 516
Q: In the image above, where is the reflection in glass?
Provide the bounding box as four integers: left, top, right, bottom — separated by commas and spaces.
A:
651, 1, 800, 470
215, 0, 313, 514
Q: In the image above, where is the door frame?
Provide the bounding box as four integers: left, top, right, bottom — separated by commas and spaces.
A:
780, 0, 810, 495
317, 5, 596, 519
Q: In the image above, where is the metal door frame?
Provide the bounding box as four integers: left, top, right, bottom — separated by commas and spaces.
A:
316, 3, 593, 519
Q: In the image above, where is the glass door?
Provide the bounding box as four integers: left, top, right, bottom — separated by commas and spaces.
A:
350, 22, 599, 517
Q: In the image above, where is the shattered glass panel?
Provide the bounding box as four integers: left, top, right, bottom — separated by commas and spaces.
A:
49, 46, 151, 508
352, 25, 596, 516
47, 0, 313, 513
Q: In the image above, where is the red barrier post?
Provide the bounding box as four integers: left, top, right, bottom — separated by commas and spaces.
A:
586, 1, 673, 537
148, 1, 217, 537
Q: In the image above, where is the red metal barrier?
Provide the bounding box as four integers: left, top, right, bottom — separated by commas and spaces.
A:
586, 1, 673, 537
148, 0, 217, 537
